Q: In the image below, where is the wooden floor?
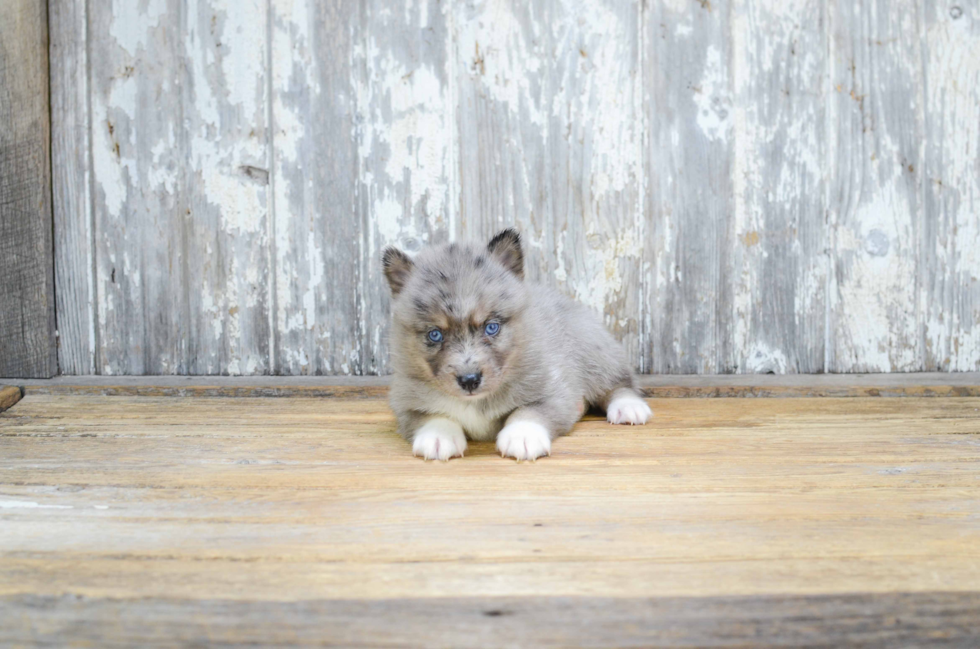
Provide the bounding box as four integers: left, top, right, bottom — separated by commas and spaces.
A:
2, 392, 980, 646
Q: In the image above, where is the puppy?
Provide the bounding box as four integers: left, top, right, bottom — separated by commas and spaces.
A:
383, 229, 651, 461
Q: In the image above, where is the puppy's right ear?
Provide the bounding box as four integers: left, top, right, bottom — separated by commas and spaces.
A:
487, 228, 524, 280
382, 247, 414, 297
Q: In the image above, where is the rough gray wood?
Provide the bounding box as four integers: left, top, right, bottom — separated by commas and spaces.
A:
88, 0, 176, 375
644, 0, 734, 373
922, 0, 980, 371
180, 0, 274, 376
0, 0, 57, 378
455, 0, 644, 366
352, 0, 456, 375
828, 0, 925, 372
270, 0, 360, 375
49, 0, 980, 375
88, 0, 273, 375
730, 0, 828, 374
3, 592, 979, 647
50, 0, 96, 375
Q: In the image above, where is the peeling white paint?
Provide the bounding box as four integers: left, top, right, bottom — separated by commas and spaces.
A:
353, 42, 452, 243
62, 0, 980, 376
456, 0, 545, 127
744, 344, 789, 374
91, 88, 134, 221
694, 46, 732, 143
730, 0, 827, 373
924, 9, 980, 370
570, 229, 642, 320
110, 0, 167, 56
219, 1, 266, 120
837, 181, 919, 371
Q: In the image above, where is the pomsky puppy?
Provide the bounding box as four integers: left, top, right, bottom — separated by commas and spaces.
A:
383, 229, 651, 461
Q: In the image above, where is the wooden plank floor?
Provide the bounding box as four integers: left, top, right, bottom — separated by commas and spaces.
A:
2, 394, 979, 646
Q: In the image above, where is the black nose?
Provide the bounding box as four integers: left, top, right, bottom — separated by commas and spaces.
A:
456, 372, 482, 392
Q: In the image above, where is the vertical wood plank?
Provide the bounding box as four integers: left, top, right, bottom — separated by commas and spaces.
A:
271, 0, 361, 375
89, 0, 272, 374
922, 1, 980, 371
455, 0, 644, 368
353, 0, 456, 374
50, 0, 96, 375
730, 0, 828, 373
827, 0, 925, 372
0, 0, 57, 378
181, 0, 273, 375
89, 0, 180, 374
644, 0, 734, 373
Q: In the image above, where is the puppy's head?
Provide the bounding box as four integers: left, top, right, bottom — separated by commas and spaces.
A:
383, 229, 527, 399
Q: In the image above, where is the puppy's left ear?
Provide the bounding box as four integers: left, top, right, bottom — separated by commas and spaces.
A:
487, 228, 524, 280
382, 247, 414, 297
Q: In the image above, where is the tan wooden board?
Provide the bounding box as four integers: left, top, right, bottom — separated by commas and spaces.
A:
2, 394, 979, 645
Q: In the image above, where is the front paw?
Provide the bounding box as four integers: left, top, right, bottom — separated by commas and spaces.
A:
412, 419, 467, 461
606, 393, 652, 425
497, 420, 551, 461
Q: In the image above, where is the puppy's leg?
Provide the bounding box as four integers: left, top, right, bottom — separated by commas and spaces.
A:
601, 387, 652, 425
497, 401, 578, 461
400, 412, 467, 461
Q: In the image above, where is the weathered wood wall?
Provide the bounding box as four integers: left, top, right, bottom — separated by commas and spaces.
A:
1, 0, 57, 378
49, 0, 980, 376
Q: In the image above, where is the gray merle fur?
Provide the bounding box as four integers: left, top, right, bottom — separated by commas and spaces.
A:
383, 229, 643, 454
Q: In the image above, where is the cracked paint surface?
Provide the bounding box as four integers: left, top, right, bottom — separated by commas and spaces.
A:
54, 0, 980, 375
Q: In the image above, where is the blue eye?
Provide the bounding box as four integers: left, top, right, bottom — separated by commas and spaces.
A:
484, 322, 500, 337
427, 329, 443, 343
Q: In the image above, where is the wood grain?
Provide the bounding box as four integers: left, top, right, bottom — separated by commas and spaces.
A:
88, 0, 179, 374
48, 0, 980, 376
270, 0, 360, 376
456, 0, 644, 364
3, 591, 978, 648
1, 394, 979, 645
643, 0, 733, 374
731, 0, 828, 373
50, 0, 96, 375
0, 0, 57, 378
922, 0, 980, 371
87, 0, 273, 375
353, 0, 456, 375
827, 0, 925, 372
180, 0, 274, 376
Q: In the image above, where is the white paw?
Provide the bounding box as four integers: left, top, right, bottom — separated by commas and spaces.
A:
496, 420, 551, 461
606, 394, 652, 425
412, 418, 467, 461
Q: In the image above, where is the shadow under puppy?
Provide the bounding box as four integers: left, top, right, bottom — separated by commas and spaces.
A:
383, 229, 651, 461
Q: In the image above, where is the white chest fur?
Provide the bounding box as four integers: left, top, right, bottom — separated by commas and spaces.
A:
426, 396, 499, 441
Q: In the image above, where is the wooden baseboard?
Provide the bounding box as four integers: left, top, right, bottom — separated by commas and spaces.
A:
3, 373, 979, 398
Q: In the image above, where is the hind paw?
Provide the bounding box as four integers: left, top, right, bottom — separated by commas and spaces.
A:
606, 394, 652, 425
